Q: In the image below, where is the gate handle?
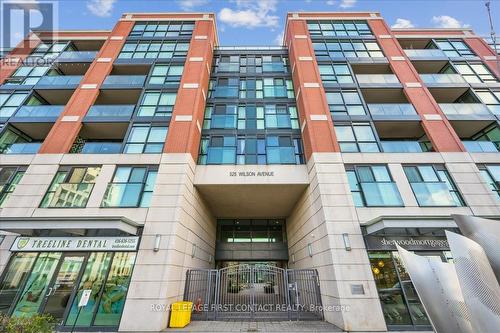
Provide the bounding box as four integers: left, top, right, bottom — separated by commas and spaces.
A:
45, 287, 53, 297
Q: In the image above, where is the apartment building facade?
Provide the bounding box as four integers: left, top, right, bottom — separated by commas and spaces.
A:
0, 11, 499, 332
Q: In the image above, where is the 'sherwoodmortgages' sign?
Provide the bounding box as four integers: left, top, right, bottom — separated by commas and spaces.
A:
10, 236, 139, 252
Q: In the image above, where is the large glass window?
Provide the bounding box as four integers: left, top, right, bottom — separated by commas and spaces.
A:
28, 42, 69, 59
479, 165, 500, 199
148, 64, 184, 85
40, 166, 101, 208
0, 91, 30, 118
215, 55, 288, 74
0, 253, 37, 314
346, 165, 403, 207
307, 20, 372, 37
313, 39, 384, 58
218, 219, 285, 243
101, 166, 158, 207
0, 166, 26, 207
118, 41, 189, 60
334, 123, 379, 152
136, 91, 177, 117
403, 165, 464, 206
318, 63, 354, 84
129, 21, 194, 37
5, 66, 51, 85
454, 62, 497, 83
123, 124, 168, 153
474, 90, 500, 115
326, 90, 366, 116
434, 39, 475, 58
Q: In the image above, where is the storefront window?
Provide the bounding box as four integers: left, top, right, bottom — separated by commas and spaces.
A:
11, 252, 62, 318
93, 252, 136, 326
0, 253, 37, 313
65, 252, 113, 327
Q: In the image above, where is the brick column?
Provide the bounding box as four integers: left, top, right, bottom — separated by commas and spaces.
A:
164, 19, 216, 160
0, 34, 40, 84
285, 19, 340, 160
369, 20, 465, 152
38, 22, 132, 153
464, 37, 500, 78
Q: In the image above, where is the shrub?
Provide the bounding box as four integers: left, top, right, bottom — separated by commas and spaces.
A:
2, 313, 56, 333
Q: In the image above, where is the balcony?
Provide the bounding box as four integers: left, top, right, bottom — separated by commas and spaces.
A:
403, 49, 447, 59
42, 183, 94, 208
266, 147, 296, 164
420, 74, 467, 86
211, 87, 239, 99
36, 75, 82, 87
439, 103, 494, 120
85, 105, 135, 120
217, 63, 240, 73
381, 141, 426, 153
356, 74, 401, 87
102, 75, 146, 88
368, 104, 418, 119
78, 142, 122, 154
462, 141, 498, 153
210, 115, 237, 129
12, 105, 64, 120
0, 142, 41, 154
56, 51, 98, 62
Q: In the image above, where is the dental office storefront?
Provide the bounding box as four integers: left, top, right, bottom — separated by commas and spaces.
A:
0, 236, 139, 331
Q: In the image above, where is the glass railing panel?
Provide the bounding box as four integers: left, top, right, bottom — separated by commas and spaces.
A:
263, 86, 287, 98
211, 115, 237, 129
57, 51, 98, 61
80, 142, 122, 154
1, 142, 41, 154
356, 74, 400, 84
44, 183, 94, 208
360, 182, 404, 206
403, 49, 447, 57
101, 183, 143, 207
14, 105, 64, 118
211, 87, 239, 98
266, 147, 296, 164
410, 182, 457, 206
420, 74, 466, 84
381, 141, 424, 153
263, 63, 286, 72
463, 141, 499, 152
439, 103, 492, 116
102, 75, 146, 86
368, 104, 417, 116
206, 147, 237, 164
86, 105, 135, 118
36, 75, 82, 86
217, 63, 240, 72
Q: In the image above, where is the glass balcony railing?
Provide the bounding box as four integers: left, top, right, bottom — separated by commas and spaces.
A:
360, 182, 404, 206
43, 183, 94, 208
211, 115, 237, 129
356, 74, 400, 84
420, 74, 466, 84
263, 63, 286, 72
36, 75, 82, 86
263, 86, 288, 98
403, 49, 447, 58
267, 147, 296, 164
368, 104, 417, 116
265, 114, 292, 128
217, 63, 240, 72
410, 182, 458, 206
13, 105, 64, 118
1, 142, 41, 154
207, 147, 237, 164
439, 104, 493, 117
57, 51, 98, 61
86, 105, 135, 118
463, 141, 499, 152
102, 75, 146, 86
101, 183, 143, 207
211, 87, 239, 98
381, 141, 425, 153
79, 142, 122, 154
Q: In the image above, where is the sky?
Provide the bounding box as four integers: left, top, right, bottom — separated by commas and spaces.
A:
1, 0, 499, 48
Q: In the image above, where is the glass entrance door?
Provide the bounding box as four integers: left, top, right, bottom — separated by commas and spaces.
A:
40, 254, 86, 323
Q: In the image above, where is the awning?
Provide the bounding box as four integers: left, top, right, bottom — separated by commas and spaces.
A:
363, 215, 459, 235
0, 216, 140, 236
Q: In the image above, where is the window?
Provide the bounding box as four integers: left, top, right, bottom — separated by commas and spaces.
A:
129, 21, 194, 37
203, 104, 237, 129
334, 123, 379, 152
123, 124, 168, 153
136, 91, 177, 117
454, 62, 497, 83
326, 90, 366, 116
307, 20, 372, 37
0, 91, 30, 118
218, 219, 285, 243
148, 64, 184, 85
404, 165, 464, 206
202, 135, 237, 164
5, 66, 51, 85
262, 78, 294, 98
435, 40, 475, 58
479, 165, 500, 199
209, 78, 239, 98
313, 39, 384, 58
118, 41, 189, 59
474, 90, 500, 115
0, 166, 26, 207
346, 165, 403, 207
318, 63, 354, 84
40, 166, 101, 208
102, 166, 157, 207
28, 42, 68, 59
215, 55, 288, 74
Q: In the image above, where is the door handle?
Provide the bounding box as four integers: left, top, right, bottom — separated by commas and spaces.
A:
45, 287, 53, 297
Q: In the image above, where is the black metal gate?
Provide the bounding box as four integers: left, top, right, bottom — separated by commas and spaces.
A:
184, 264, 323, 321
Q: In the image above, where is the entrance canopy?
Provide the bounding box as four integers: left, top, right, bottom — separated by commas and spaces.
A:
194, 165, 309, 217
0, 216, 140, 236
363, 215, 459, 235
